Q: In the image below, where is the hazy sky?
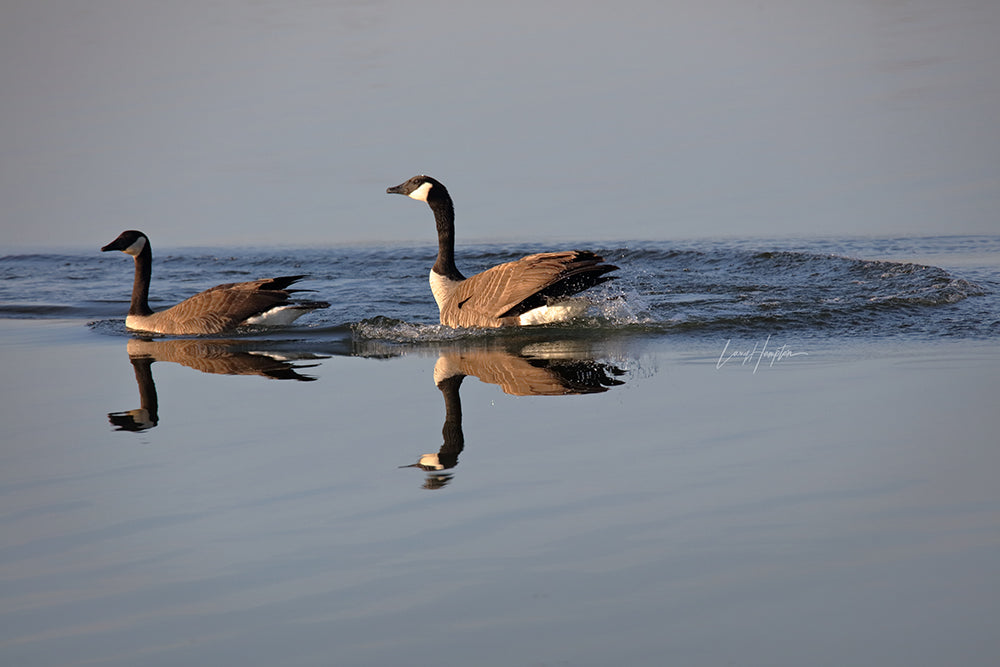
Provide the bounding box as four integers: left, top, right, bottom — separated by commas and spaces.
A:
2, 0, 998, 248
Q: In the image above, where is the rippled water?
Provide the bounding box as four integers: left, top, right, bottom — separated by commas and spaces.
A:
2, 235, 997, 342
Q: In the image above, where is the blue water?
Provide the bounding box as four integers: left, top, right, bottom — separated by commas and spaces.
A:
2, 235, 999, 667
4, 0, 999, 663
2, 235, 997, 342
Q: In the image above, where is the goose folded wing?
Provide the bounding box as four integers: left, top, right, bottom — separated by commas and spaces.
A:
443, 251, 616, 326
159, 285, 295, 334
198, 275, 306, 294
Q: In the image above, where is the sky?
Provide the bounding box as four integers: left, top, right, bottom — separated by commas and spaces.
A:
1, 0, 999, 249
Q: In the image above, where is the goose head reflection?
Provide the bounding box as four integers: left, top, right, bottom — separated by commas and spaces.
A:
403, 341, 626, 489
108, 337, 326, 431
108, 353, 159, 431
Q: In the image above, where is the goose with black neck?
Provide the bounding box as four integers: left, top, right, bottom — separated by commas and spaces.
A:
386, 175, 619, 329
101, 230, 328, 335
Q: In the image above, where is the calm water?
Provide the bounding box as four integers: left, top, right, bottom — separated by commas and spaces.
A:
3, 1, 999, 247
1, 235, 999, 666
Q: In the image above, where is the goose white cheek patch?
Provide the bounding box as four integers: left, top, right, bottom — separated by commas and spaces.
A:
408, 181, 434, 202
124, 236, 147, 256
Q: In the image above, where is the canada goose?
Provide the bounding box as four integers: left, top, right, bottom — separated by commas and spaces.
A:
101, 230, 329, 334
386, 175, 618, 328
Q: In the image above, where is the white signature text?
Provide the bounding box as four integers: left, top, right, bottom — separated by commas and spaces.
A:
716, 335, 808, 373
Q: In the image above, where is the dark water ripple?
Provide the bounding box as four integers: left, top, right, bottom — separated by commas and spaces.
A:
1, 236, 997, 342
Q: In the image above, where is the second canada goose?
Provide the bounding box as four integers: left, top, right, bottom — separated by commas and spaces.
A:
386, 175, 618, 328
101, 230, 329, 335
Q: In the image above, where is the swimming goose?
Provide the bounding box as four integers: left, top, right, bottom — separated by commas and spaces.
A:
386, 175, 618, 328
101, 230, 329, 334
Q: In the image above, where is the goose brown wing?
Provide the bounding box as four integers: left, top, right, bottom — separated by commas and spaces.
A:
199, 275, 306, 294
440, 251, 617, 328
149, 276, 304, 334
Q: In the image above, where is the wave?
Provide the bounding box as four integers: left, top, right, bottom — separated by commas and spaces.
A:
4, 238, 997, 342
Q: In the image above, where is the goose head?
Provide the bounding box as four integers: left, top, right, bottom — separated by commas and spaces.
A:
387, 175, 448, 203
102, 230, 149, 256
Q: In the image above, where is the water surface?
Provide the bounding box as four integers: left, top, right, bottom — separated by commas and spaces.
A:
1, 235, 999, 666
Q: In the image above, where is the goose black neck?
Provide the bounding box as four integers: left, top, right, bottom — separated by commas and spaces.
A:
429, 195, 465, 281
130, 243, 154, 316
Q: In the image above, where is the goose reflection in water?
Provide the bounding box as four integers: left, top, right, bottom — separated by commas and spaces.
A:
108, 337, 327, 431
403, 341, 626, 489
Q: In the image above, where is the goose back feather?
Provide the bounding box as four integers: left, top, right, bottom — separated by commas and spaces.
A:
441, 250, 616, 328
